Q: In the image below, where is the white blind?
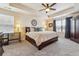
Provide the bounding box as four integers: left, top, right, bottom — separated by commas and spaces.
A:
0, 14, 14, 33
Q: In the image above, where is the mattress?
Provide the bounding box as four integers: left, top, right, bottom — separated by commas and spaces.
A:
26, 31, 58, 46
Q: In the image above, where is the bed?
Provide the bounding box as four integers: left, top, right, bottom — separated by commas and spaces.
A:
26, 31, 58, 50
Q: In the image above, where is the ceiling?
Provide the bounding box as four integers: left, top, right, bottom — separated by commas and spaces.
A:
22, 3, 74, 13
0, 3, 78, 18
22, 3, 75, 18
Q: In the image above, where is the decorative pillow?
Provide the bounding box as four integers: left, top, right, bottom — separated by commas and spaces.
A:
34, 27, 43, 31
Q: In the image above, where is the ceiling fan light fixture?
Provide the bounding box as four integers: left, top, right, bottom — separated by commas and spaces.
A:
46, 8, 50, 12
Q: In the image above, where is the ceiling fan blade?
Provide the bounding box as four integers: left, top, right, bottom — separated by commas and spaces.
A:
46, 3, 49, 7
42, 3, 46, 7
50, 3, 56, 7
39, 9, 46, 11
50, 8, 56, 10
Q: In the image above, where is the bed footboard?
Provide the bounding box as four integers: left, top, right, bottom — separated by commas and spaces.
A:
26, 35, 58, 50
38, 37, 58, 50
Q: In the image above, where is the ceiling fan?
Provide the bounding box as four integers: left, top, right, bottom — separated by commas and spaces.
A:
39, 3, 56, 13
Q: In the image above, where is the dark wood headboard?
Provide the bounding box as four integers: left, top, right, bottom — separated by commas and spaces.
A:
25, 27, 30, 32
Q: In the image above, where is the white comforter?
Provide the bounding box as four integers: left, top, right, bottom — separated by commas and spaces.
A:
26, 31, 58, 46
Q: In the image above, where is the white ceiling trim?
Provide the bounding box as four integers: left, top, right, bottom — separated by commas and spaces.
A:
10, 3, 36, 13
50, 6, 75, 18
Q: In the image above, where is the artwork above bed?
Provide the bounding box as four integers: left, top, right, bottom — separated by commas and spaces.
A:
31, 19, 37, 26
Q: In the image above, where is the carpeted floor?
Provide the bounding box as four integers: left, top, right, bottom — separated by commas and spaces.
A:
2, 37, 79, 56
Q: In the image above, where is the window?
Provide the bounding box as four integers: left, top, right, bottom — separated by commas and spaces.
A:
56, 20, 61, 32
56, 18, 66, 33
62, 19, 66, 32
0, 14, 14, 33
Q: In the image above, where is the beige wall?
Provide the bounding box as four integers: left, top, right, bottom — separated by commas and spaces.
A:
45, 19, 53, 31
14, 15, 25, 40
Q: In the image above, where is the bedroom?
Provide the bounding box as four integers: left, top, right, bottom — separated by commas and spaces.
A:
0, 3, 79, 56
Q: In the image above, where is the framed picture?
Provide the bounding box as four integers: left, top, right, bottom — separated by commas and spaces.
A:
49, 23, 53, 27
31, 19, 37, 26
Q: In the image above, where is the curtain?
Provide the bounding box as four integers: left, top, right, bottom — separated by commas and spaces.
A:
53, 20, 56, 31
65, 17, 72, 38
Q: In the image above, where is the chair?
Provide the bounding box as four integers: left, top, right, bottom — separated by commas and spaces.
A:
2, 33, 9, 45
8, 32, 21, 42
0, 33, 4, 56
2, 32, 21, 45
